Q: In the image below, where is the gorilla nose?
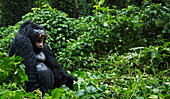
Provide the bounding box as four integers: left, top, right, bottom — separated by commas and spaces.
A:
39, 33, 46, 37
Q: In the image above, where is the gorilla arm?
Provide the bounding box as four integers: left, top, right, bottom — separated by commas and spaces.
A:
42, 43, 77, 89
9, 34, 41, 92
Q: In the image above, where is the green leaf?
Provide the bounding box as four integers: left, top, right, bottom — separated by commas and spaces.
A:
0, 89, 9, 95
99, 0, 105, 5
132, 81, 137, 90
24, 92, 36, 98
153, 88, 159, 93
1, 90, 11, 99
137, 69, 142, 78
149, 95, 158, 99
136, 97, 144, 99
76, 89, 85, 97
51, 88, 65, 99
86, 85, 97, 93
13, 90, 24, 98
57, 28, 62, 31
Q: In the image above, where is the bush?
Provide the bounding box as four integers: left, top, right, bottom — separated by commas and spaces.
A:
1, 2, 169, 70
0, 52, 29, 98
48, 0, 95, 18
0, 0, 36, 27
0, 2, 169, 98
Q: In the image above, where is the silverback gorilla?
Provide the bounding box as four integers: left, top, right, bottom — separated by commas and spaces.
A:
9, 20, 77, 94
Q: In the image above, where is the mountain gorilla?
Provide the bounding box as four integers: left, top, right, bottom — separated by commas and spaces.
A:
9, 20, 77, 94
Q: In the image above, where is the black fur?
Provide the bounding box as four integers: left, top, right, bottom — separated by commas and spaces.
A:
9, 20, 77, 94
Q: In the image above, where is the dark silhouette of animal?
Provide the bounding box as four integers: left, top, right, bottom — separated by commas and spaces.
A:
9, 20, 77, 94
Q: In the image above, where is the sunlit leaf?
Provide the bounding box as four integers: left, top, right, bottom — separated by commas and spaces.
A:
86, 85, 97, 93
99, 0, 105, 5
149, 95, 158, 99
76, 89, 84, 97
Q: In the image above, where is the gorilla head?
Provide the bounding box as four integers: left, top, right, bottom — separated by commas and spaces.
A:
18, 20, 47, 53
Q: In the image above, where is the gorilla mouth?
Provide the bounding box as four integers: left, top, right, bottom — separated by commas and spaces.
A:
36, 33, 46, 48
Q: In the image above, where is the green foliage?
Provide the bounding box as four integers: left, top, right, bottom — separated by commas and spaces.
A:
0, 54, 26, 84
93, 2, 169, 53
0, 52, 29, 99
0, 26, 18, 53
0, 0, 36, 27
136, 43, 170, 73
0, 1, 169, 99
48, 0, 95, 18
0, 0, 95, 26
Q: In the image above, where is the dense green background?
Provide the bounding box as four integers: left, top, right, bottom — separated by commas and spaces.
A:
0, 0, 169, 98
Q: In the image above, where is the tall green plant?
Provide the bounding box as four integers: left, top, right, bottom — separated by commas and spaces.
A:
48, 0, 95, 18
0, 0, 36, 27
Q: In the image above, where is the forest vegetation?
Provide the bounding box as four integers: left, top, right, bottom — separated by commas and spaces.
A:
0, 0, 169, 98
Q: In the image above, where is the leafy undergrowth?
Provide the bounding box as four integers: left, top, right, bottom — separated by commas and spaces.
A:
0, 43, 169, 99
0, 67, 169, 99
0, 1, 170, 99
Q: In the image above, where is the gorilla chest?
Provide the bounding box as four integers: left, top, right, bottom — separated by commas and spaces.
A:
36, 52, 47, 71
35, 52, 54, 89
36, 52, 46, 62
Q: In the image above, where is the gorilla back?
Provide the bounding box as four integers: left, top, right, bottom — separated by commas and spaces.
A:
9, 20, 77, 94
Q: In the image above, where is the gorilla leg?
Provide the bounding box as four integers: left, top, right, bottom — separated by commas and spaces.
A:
36, 63, 54, 90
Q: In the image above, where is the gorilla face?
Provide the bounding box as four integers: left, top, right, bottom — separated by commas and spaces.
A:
19, 20, 47, 53
32, 25, 47, 53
